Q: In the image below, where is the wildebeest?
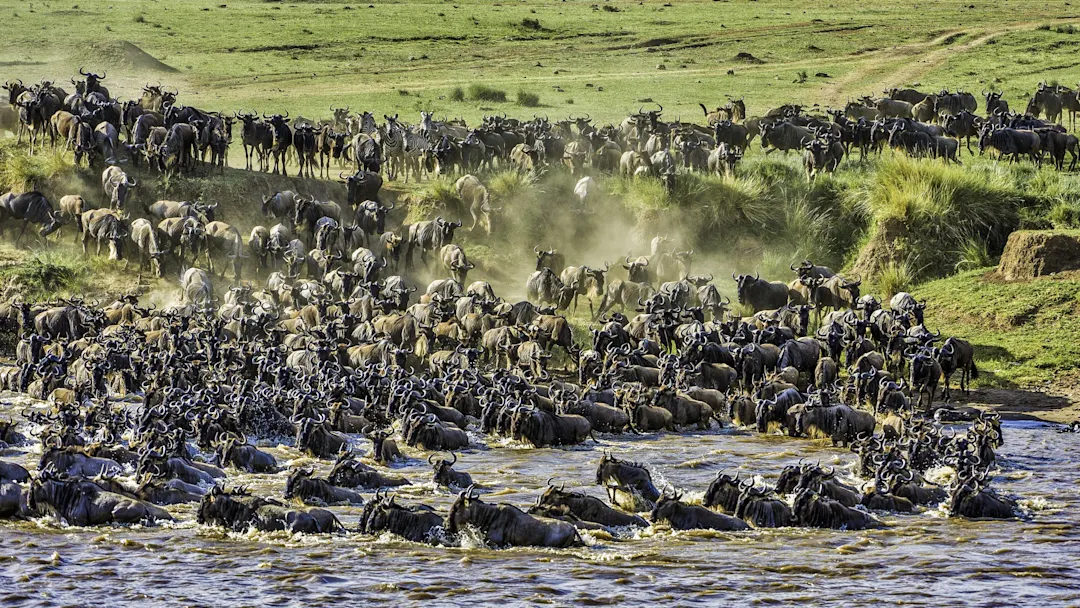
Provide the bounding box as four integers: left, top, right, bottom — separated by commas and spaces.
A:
406, 217, 460, 268
595, 452, 661, 512
0, 191, 65, 244
284, 467, 365, 506
651, 490, 750, 531
792, 488, 879, 529
129, 218, 166, 277
215, 433, 278, 473
328, 452, 411, 489
439, 244, 475, 285
30, 472, 173, 526
359, 490, 444, 542
734, 272, 789, 312
948, 482, 1016, 519
180, 267, 214, 307
447, 486, 580, 548
456, 174, 495, 234
197, 485, 342, 533
937, 337, 977, 401
101, 166, 137, 211
531, 481, 648, 528
81, 209, 129, 261
526, 268, 577, 310
429, 452, 474, 490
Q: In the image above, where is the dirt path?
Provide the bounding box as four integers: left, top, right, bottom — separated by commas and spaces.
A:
817, 20, 1078, 105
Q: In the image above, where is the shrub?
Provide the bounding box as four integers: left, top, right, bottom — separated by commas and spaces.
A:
876, 261, 913, 301
449, 86, 465, 102
955, 237, 996, 271
516, 90, 540, 107
467, 84, 507, 102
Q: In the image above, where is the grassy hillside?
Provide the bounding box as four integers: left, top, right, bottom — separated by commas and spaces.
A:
3, 0, 1080, 124
914, 269, 1080, 390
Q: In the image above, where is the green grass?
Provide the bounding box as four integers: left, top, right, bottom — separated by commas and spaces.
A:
914, 269, 1080, 390
3, 0, 1080, 125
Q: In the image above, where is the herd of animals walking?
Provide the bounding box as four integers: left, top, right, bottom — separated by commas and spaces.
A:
0, 68, 1063, 547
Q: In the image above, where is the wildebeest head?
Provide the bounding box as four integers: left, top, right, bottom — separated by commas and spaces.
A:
649, 488, 684, 522
623, 255, 650, 283
534, 246, 558, 271
703, 470, 745, 512
196, 484, 257, 528
445, 484, 485, 534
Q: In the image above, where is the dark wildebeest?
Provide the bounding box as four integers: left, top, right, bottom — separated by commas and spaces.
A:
733, 272, 789, 313
595, 452, 661, 512
266, 112, 292, 175
530, 481, 648, 528
936, 337, 977, 401
358, 490, 444, 543
792, 488, 880, 529
284, 467, 365, 506
197, 485, 342, 533
446, 486, 581, 548
0, 191, 65, 244
650, 490, 750, 531
429, 452, 474, 490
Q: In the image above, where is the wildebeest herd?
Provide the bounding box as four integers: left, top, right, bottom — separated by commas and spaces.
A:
0, 70, 1038, 547
3, 72, 1080, 186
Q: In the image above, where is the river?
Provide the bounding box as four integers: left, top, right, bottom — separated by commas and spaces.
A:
1, 400, 1076, 607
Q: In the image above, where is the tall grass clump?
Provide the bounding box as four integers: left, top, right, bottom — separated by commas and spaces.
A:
0, 250, 88, 300
449, 86, 465, 102
875, 260, 913, 301
406, 178, 460, 224
854, 154, 1022, 279
516, 90, 540, 107
0, 142, 71, 192
954, 237, 996, 271
467, 84, 507, 103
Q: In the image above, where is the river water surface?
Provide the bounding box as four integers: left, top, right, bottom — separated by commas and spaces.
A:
1, 400, 1077, 607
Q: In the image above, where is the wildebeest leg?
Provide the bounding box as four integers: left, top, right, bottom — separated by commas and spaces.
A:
18, 363, 33, 392
15, 220, 30, 245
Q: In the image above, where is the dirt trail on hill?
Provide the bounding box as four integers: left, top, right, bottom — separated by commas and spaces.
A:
818, 20, 1074, 104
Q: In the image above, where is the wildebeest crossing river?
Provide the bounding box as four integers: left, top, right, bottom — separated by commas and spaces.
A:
0, 398, 1075, 606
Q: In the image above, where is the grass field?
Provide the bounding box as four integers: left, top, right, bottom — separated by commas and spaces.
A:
3, 0, 1080, 125
914, 268, 1080, 391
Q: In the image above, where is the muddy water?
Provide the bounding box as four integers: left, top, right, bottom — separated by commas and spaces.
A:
1, 399, 1077, 606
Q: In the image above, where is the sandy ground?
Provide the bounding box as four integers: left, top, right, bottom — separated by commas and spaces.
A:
951, 387, 1080, 425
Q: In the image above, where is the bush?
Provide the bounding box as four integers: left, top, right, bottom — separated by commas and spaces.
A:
521, 17, 542, 30
1048, 201, 1080, 228
449, 86, 465, 102
955, 237, 996, 271
0, 251, 87, 300
853, 154, 1021, 279
467, 84, 507, 102
516, 90, 540, 107
875, 261, 913, 301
